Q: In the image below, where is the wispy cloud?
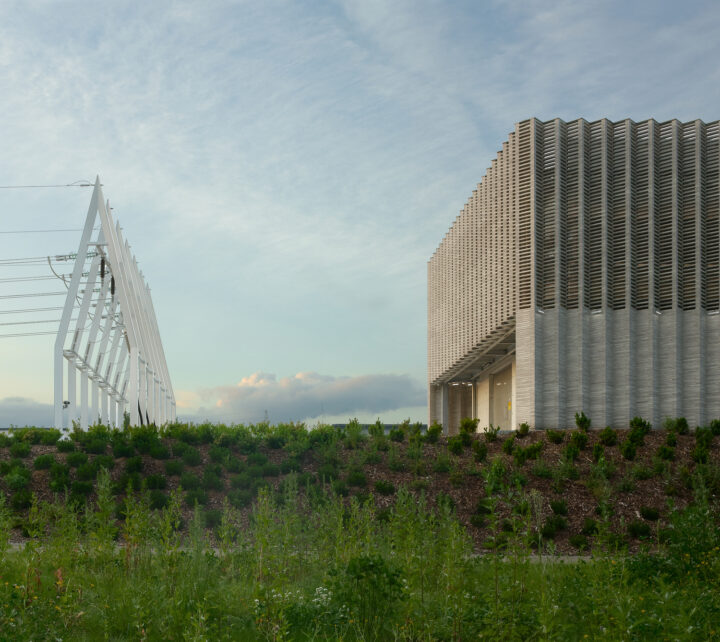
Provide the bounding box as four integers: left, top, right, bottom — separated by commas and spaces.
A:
185, 371, 425, 424
0, 397, 52, 428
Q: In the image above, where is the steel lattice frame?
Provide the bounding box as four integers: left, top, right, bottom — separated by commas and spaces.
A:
53, 177, 175, 429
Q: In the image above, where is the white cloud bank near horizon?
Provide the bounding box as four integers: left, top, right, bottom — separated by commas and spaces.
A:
0, 371, 426, 428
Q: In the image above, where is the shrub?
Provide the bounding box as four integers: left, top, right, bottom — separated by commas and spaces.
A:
112, 440, 134, 458
11, 489, 32, 510
10, 441, 31, 458
472, 440, 488, 462
569, 534, 589, 550
202, 470, 224, 491
231, 472, 253, 489
570, 431, 588, 450
5, 469, 31, 491
631, 464, 653, 481
575, 411, 591, 431
124, 456, 143, 473
209, 445, 230, 463
180, 472, 201, 490
149, 443, 171, 460
182, 448, 202, 467
470, 514, 486, 528
95, 454, 115, 470
204, 509, 223, 529
546, 430, 564, 444
165, 460, 184, 476
374, 480, 395, 496
228, 488, 254, 508
449, 468, 465, 487
436, 492, 455, 511
617, 475, 636, 493
331, 479, 349, 496
550, 499, 568, 515
40, 429, 62, 445
261, 463, 280, 477
598, 427, 618, 446
627, 520, 651, 539
226, 457, 245, 473
33, 454, 55, 470
57, 439, 76, 453
66, 451, 88, 468
592, 443, 605, 463
265, 434, 286, 450
541, 514, 567, 539
171, 440, 190, 456
664, 416, 689, 435
501, 435, 515, 455
149, 490, 169, 510
113, 472, 141, 494
49, 463, 71, 492
145, 474, 167, 490
517, 422, 530, 437
185, 489, 209, 506
70, 480, 94, 496
657, 444, 675, 461
531, 459, 552, 479
692, 444, 709, 464
280, 457, 301, 473
424, 421, 443, 444
630, 416, 653, 434
346, 469, 367, 487
475, 497, 493, 515
459, 417, 478, 446
513, 441, 543, 466
581, 518, 598, 536
620, 439, 636, 460
317, 463, 339, 481
432, 453, 451, 473
484, 425, 500, 442
388, 427, 404, 443
83, 438, 107, 455
695, 426, 714, 448
666, 431, 678, 447
710, 418, 720, 436
76, 462, 98, 481
640, 506, 660, 521
563, 444, 580, 462
447, 435, 465, 455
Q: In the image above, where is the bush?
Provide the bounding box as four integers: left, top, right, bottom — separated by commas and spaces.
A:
202, 470, 224, 491
95, 454, 115, 470
664, 416, 689, 435
598, 427, 618, 446
83, 438, 107, 455
695, 426, 714, 448
125, 456, 143, 473
346, 469, 367, 487
630, 416, 653, 434
180, 472, 201, 490
57, 439, 76, 453
112, 440, 134, 458
76, 462, 98, 481
149, 490, 169, 510
113, 472, 141, 494
149, 443, 171, 460
531, 459, 552, 479
710, 418, 720, 436
570, 431, 588, 450
10, 441, 31, 458
563, 444, 580, 461
447, 435, 465, 455
620, 440, 636, 460
546, 430, 564, 444
569, 534, 589, 550
228, 488, 253, 508
472, 440, 488, 462
432, 454, 451, 473
70, 480, 93, 496
331, 479, 349, 496
666, 431, 678, 447
484, 425, 500, 442
388, 427, 404, 443
513, 441, 543, 466
145, 474, 167, 490
501, 435, 515, 455
581, 518, 598, 536
627, 520, 651, 539
575, 411, 591, 431
204, 509, 223, 529
657, 444, 675, 461
164, 460, 184, 476
692, 444, 709, 464
640, 506, 660, 521
33, 454, 55, 470
374, 479, 395, 496
185, 489, 209, 506
550, 499, 568, 515
5, 469, 31, 491
182, 448, 202, 467
49, 463, 71, 492
209, 445, 231, 463
592, 443, 605, 463
66, 451, 88, 468
424, 422, 443, 444
449, 468, 465, 487
246, 452, 268, 466
541, 514, 567, 539
11, 489, 32, 510
261, 463, 280, 477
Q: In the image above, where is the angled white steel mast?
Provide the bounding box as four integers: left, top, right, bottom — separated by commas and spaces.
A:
54, 177, 175, 429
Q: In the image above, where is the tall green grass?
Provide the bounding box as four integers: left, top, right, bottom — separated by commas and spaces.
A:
1, 468, 719, 640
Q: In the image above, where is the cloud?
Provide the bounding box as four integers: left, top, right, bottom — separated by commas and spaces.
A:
0, 397, 53, 428
186, 371, 426, 424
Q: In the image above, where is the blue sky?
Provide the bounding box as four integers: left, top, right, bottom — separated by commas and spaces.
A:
1, 0, 719, 427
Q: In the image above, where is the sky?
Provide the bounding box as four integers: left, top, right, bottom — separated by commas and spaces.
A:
1, 0, 719, 427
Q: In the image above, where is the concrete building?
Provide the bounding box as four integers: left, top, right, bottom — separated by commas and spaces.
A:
428, 117, 720, 433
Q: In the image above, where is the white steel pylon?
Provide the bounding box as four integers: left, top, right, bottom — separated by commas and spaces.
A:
53, 177, 175, 430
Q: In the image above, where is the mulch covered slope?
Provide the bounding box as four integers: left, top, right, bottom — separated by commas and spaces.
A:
1, 425, 718, 554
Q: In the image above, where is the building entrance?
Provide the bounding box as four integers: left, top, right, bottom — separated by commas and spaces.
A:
491, 365, 512, 430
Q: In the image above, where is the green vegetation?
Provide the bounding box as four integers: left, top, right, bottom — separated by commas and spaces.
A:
0, 419, 719, 639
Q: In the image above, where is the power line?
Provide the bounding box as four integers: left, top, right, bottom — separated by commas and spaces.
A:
0, 330, 58, 338
0, 229, 86, 234
0, 275, 60, 283
0, 181, 95, 189
0, 306, 65, 315
0, 318, 77, 327
0, 291, 68, 299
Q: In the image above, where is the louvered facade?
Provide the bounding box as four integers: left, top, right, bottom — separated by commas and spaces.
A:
428, 117, 720, 432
